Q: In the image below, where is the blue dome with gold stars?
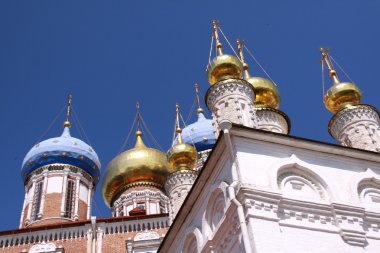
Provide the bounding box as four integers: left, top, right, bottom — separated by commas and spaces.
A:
21, 127, 101, 183
176, 112, 216, 152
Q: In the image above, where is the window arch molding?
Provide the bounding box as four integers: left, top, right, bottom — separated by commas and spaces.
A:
350, 168, 380, 207
268, 154, 330, 201
181, 227, 203, 253
203, 181, 228, 240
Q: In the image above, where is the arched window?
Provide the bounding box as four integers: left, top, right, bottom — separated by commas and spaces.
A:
31, 181, 43, 221
64, 180, 75, 218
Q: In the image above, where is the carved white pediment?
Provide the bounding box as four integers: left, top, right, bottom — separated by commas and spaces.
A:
29, 242, 56, 253
134, 231, 160, 241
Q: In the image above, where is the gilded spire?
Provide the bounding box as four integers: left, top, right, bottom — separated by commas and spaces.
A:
206, 20, 243, 85
320, 48, 361, 113
175, 103, 183, 144
195, 84, 204, 114
136, 101, 141, 131
134, 130, 146, 148
320, 48, 340, 85
63, 95, 72, 128
212, 20, 223, 56
167, 103, 197, 172
237, 39, 251, 79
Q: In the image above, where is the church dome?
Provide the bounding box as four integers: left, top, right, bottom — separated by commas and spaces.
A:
206, 54, 243, 85
101, 131, 170, 207
246, 77, 280, 109
21, 127, 101, 183
175, 113, 215, 152
324, 81, 361, 113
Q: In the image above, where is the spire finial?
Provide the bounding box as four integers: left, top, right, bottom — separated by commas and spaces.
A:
320, 47, 340, 84
195, 83, 204, 114
212, 20, 223, 56
236, 39, 251, 79
136, 101, 141, 131
175, 103, 183, 144
63, 95, 72, 128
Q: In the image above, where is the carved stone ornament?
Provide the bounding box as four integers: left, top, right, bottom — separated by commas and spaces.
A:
134, 231, 160, 241
29, 242, 56, 253
206, 79, 257, 134
329, 105, 380, 152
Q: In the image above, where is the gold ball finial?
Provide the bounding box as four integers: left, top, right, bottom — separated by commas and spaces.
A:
63, 120, 72, 128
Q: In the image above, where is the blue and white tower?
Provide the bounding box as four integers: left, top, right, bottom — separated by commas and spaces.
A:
20, 96, 101, 228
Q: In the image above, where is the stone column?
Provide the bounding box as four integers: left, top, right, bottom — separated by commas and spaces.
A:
39, 170, 49, 218
19, 186, 28, 228
145, 197, 150, 215
206, 79, 257, 137
26, 178, 36, 225
60, 169, 69, 217
255, 107, 290, 134
74, 175, 81, 220
87, 182, 93, 219
86, 229, 92, 253
164, 170, 198, 222
96, 227, 103, 253
123, 204, 127, 217
329, 105, 380, 152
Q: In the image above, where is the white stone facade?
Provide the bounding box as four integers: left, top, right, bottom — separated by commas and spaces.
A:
206, 79, 257, 137
159, 126, 380, 253
255, 108, 290, 134
329, 105, 380, 152
164, 170, 198, 222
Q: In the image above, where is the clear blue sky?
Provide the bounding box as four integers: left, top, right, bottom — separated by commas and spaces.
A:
1, 0, 379, 230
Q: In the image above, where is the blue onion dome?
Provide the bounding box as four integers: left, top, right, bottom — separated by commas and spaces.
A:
22, 127, 101, 184
176, 112, 216, 152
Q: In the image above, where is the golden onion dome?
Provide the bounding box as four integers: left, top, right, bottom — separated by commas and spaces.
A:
320, 48, 362, 113
324, 81, 361, 113
206, 54, 243, 85
167, 135, 197, 172
247, 77, 280, 109
101, 131, 170, 207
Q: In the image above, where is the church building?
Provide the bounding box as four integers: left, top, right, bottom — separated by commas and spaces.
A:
0, 21, 379, 253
